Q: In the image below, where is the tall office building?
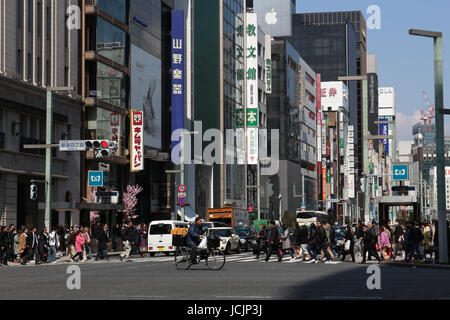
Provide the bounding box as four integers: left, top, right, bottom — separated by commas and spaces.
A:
0, 0, 82, 228
268, 40, 317, 217
289, 11, 368, 218
192, 1, 271, 219
81, 0, 175, 224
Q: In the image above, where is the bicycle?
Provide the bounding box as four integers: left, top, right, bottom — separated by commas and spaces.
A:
174, 235, 225, 271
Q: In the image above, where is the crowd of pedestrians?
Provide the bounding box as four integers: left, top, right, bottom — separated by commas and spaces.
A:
253, 219, 450, 264
0, 221, 149, 267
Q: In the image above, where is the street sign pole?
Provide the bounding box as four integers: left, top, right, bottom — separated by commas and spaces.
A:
180, 134, 185, 222
44, 90, 53, 232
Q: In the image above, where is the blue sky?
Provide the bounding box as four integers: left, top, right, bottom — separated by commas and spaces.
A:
296, 0, 450, 140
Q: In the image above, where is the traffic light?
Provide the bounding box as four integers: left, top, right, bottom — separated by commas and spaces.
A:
30, 184, 37, 200
85, 140, 110, 158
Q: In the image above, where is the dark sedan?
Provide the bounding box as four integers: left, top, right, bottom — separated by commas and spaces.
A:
234, 226, 258, 252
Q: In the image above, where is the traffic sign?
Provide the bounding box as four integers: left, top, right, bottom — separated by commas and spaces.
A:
178, 198, 186, 206
88, 171, 109, 187
59, 140, 86, 152
178, 185, 186, 193
178, 192, 187, 198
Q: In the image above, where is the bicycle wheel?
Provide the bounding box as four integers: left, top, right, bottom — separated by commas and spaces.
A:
207, 249, 226, 271
174, 247, 191, 270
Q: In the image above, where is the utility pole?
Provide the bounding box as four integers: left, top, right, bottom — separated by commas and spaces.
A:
409, 29, 448, 264
24, 87, 74, 231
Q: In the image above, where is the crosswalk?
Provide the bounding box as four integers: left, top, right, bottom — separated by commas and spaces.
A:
5, 252, 382, 268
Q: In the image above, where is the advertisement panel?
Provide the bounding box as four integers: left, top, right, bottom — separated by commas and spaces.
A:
131, 45, 161, 149
252, 0, 293, 37
130, 110, 144, 172
171, 10, 185, 148
110, 113, 121, 156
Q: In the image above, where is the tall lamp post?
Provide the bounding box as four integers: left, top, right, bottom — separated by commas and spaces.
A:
409, 29, 448, 263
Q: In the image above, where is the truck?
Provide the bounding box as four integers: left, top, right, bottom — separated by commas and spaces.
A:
206, 207, 249, 227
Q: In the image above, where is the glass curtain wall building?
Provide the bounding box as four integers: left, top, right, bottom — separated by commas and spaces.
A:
193, 0, 246, 216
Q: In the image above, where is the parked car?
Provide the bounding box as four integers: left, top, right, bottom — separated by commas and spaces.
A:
234, 225, 258, 252
207, 227, 241, 254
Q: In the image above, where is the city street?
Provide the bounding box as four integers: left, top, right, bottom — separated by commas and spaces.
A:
1, 253, 449, 300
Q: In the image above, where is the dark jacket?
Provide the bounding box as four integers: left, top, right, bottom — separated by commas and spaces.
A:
0, 230, 7, 249
363, 228, 377, 246
292, 227, 301, 246
96, 228, 110, 250
329, 226, 336, 245
317, 226, 327, 244
344, 229, 354, 244
38, 233, 49, 254
257, 229, 267, 245
356, 226, 364, 239
186, 224, 203, 248
299, 227, 308, 244
268, 225, 280, 245
67, 232, 76, 246
308, 227, 318, 245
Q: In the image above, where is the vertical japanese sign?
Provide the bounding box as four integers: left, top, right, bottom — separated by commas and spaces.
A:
347, 126, 355, 199
110, 113, 121, 156
130, 110, 144, 172
379, 118, 389, 155
171, 10, 185, 149
246, 13, 258, 165
265, 35, 272, 94
316, 74, 322, 198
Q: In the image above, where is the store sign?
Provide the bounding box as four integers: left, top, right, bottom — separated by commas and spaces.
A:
246, 13, 259, 165
110, 113, 121, 156
265, 35, 272, 94
379, 118, 389, 155
130, 110, 144, 172
171, 10, 185, 149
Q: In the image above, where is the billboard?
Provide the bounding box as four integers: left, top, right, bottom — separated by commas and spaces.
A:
320, 81, 349, 112
171, 10, 185, 148
131, 45, 161, 149
379, 87, 395, 117
252, 0, 293, 37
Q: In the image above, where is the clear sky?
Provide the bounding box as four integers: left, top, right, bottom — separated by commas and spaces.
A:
296, 0, 450, 140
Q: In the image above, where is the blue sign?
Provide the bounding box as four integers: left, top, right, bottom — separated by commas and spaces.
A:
88, 171, 109, 187
393, 164, 409, 181
379, 118, 389, 155
171, 10, 185, 149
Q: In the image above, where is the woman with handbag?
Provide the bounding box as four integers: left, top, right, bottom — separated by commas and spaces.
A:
341, 225, 355, 262
378, 226, 391, 262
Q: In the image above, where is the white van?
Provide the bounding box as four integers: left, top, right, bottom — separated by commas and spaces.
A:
148, 220, 188, 256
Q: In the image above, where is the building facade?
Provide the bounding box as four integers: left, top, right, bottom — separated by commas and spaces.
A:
0, 0, 82, 228
268, 40, 317, 218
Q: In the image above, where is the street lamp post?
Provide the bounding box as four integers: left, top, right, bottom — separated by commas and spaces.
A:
409, 29, 448, 264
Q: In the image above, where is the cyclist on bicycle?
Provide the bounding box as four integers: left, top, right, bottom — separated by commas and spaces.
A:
186, 217, 204, 264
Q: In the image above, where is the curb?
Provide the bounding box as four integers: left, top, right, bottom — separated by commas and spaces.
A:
380, 261, 450, 270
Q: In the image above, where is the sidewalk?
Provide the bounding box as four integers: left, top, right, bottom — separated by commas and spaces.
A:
380, 261, 450, 270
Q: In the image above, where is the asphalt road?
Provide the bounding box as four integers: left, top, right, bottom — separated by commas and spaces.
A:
1, 252, 450, 300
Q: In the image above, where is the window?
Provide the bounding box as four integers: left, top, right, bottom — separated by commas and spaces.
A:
97, 0, 127, 24
28, 0, 33, 32
97, 18, 127, 66
27, 53, 32, 81
17, 50, 23, 76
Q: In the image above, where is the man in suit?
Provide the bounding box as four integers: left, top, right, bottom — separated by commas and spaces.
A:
95, 224, 111, 261
29, 227, 40, 265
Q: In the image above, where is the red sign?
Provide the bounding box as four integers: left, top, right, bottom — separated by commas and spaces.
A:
248, 207, 254, 213
130, 110, 144, 172
178, 185, 186, 193
322, 167, 327, 201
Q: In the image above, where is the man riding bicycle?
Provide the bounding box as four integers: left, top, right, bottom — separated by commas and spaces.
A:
186, 217, 204, 264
